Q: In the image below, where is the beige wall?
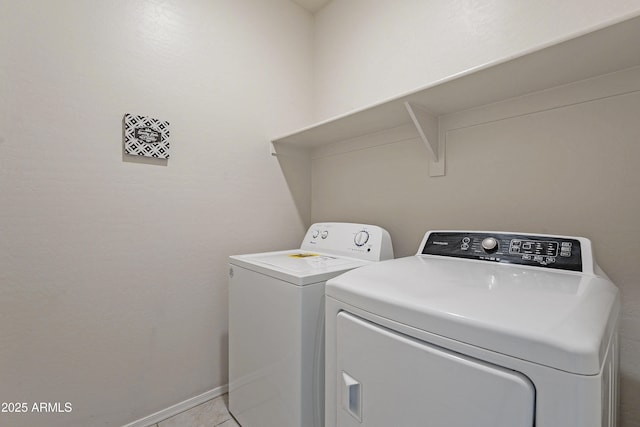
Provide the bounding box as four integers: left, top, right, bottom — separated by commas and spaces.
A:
0, 1, 313, 426
313, 0, 640, 121
312, 3, 640, 425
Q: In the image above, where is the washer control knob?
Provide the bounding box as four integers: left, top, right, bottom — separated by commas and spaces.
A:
321, 230, 329, 239
354, 231, 370, 247
311, 230, 319, 238
481, 237, 499, 253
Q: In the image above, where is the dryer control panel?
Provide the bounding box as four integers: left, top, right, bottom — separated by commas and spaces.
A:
421, 231, 583, 271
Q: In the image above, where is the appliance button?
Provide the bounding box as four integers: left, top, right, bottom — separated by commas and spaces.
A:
481, 237, 499, 253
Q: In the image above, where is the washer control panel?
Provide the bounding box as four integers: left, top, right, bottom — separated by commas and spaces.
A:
301, 222, 394, 262
421, 231, 583, 271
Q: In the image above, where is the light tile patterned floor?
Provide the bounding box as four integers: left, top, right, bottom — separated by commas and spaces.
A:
152, 393, 240, 427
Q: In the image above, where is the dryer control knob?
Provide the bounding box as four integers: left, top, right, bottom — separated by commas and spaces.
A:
481, 237, 499, 253
354, 231, 370, 247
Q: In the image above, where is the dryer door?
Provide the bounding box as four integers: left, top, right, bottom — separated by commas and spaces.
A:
335, 312, 535, 427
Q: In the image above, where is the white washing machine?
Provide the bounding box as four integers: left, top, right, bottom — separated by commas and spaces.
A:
325, 231, 620, 427
229, 222, 393, 427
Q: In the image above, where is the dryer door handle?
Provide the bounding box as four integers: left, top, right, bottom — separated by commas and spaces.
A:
342, 371, 362, 422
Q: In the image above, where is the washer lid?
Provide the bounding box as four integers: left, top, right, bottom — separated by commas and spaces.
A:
230, 250, 369, 286
326, 255, 620, 375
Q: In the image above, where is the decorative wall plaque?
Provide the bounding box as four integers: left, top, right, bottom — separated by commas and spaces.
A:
124, 113, 170, 159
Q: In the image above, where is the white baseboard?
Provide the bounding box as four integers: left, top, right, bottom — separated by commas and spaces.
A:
122, 384, 229, 427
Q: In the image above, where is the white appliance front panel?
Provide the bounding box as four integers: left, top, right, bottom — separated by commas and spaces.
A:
327, 255, 619, 374
229, 265, 325, 427
336, 312, 535, 427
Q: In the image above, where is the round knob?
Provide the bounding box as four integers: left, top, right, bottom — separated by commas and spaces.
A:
481, 237, 499, 253
312, 230, 319, 238
321, 230, 328, 239
354, 231, 370, 247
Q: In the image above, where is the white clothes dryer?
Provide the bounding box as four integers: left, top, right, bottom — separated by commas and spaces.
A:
229, 222, 393, 427
325, 231, 619, 427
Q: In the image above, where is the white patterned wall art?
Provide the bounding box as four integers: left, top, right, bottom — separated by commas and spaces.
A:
124, 113, 171, 159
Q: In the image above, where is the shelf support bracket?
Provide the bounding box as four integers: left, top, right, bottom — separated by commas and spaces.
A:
405, 102, 444, 176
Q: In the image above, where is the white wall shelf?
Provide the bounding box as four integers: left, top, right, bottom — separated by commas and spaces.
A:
271, 14, 640, 176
